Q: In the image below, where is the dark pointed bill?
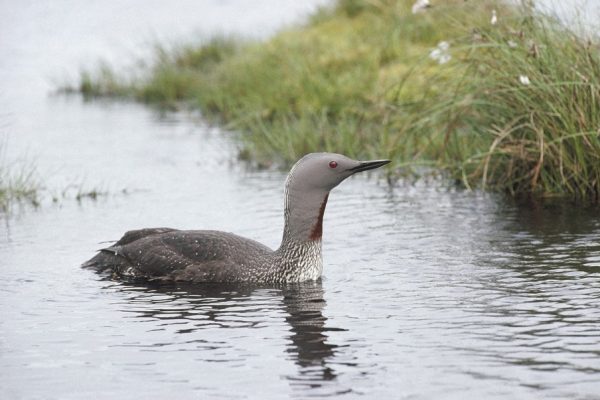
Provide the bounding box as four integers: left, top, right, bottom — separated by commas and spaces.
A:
348, 159, 391, 173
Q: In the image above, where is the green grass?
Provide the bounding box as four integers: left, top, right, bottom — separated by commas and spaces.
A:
68, 0, 600, 201
413, 4, 600, 199
0, 148, 40, 212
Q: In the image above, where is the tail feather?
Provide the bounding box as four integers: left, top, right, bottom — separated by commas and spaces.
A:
82, 227, 176, 276
81, 249, 129, 272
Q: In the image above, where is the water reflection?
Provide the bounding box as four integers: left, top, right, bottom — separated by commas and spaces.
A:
511, 200, 600, 235
460, 200, 600, 379
107, 279, 343, 390
280, 284, 342, 389
488, 199, 600, 275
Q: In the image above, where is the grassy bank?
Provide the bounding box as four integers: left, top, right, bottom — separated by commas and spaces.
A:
70, 0, 600, 201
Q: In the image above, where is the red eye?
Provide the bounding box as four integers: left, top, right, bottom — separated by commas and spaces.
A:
329, 161, 338, 169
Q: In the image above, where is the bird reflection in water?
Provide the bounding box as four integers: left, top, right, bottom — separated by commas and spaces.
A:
281, 283, 342, 385
106, 279, 344, 390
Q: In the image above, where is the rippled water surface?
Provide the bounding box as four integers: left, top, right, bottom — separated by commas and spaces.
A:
2, 1, 600, 399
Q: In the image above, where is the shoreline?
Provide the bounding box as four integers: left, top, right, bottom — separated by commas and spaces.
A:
64, 0, 600, 202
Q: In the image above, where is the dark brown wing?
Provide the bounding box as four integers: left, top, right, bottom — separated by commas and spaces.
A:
83, 229, 273, 282
113, 228, 178, 246
82, 227, 179, 272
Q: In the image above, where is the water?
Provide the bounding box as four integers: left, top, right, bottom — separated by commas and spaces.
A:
2, 1, 600, 399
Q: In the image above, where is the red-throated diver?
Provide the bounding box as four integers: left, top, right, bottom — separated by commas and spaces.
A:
83, 152, 390, 283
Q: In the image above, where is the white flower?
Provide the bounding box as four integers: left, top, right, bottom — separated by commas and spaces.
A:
519, 75, 531, 85
507, 40, 518, 48
438, 54, 451, 64
429, 41, 451, 64
491, 9, 498, 25
412, 0, 430, 14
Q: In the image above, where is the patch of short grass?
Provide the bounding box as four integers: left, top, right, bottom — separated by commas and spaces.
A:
0, 148, 40, 212
0, 145, 113, 212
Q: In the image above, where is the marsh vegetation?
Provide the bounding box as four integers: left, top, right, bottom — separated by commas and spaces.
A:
68, 0, 600, 201
0, 144, 110, 212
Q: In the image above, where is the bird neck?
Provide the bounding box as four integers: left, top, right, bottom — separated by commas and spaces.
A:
273, 171, 330, 281
276, 184, 328, 275
280, 188, 329, 247
276, 191, 325, 280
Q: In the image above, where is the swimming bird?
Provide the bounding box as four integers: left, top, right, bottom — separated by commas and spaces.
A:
83, 152, 390, 283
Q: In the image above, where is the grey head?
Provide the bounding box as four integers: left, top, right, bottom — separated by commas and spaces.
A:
281, 152, 390, 243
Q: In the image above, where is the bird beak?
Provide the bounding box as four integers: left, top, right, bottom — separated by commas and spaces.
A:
348, 159, 391, 173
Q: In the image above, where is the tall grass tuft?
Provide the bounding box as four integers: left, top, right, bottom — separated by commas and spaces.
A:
409, 3, 600, 199
0, 146, 40, 211
68, 0, 600, 201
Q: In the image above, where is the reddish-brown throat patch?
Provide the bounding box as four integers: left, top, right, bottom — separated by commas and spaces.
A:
309, 194, 329, 241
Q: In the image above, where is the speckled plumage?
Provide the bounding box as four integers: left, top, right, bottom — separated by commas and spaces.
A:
83, 153, 389, 283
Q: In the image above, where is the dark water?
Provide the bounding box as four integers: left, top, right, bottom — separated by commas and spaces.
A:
2, 1, 600, 399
